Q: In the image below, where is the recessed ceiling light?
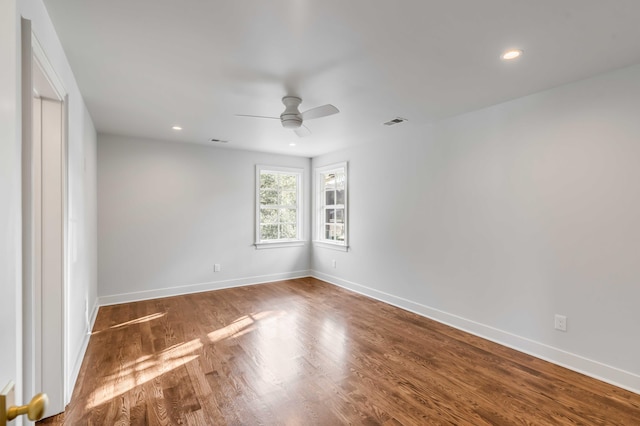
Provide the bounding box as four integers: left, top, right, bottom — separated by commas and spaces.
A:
501, 49, 523, 61
172, 125, 182, 130
289, 143, 296, 147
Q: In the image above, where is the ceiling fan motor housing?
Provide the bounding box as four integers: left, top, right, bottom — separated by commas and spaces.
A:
280, 96, 303, 129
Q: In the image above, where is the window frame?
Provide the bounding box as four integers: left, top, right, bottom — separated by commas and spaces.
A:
314, 162, 348, 251
255, 165, 304, 249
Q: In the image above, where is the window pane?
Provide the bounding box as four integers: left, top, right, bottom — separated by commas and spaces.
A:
280, 208, 297, 223
323, 172, 336, 190
316, 164, 346, 245
261, 224, 279, 240
336, 172, 345, 190
280, 174, 297, 190
260, 189, 278, 205
280, 223, 297, 239
325, 209, 335, 223
257, 167, 303, 244
260, 208, 278, 224
325, 190, 335, 206
325, 224, 335, 240
281, 190, 297, 206
260, 173, 277, 189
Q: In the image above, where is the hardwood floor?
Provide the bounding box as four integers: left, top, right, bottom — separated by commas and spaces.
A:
40, 277, 640, 425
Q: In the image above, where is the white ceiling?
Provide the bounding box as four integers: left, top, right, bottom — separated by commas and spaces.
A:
44, 0, 640, 157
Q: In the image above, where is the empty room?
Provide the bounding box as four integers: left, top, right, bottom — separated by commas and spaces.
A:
2, 0, 640, 425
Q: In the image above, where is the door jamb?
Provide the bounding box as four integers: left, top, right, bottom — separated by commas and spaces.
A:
21, 19, 69, 413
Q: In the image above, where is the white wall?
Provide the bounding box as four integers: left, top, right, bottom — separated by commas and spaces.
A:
18, 0, 98, 402
65, 102, 97, 395
97, 135, 311, 304
312, 63, 640, 393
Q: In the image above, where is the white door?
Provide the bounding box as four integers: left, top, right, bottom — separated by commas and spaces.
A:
3, 14, 67, 423
0, 0, 21, 410
2, 10, 66, 423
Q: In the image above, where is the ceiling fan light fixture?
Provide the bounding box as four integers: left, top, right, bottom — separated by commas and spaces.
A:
281, 115, 303, 129
237, 95, 338, 137
280, 96, 303, 129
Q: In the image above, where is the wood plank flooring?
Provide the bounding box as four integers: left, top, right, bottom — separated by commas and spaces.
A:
40, 277, 640, 425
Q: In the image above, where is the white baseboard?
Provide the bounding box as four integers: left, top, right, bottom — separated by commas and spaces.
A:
89, 301, 99, 331
311, 270, 640, 395
97, 270, 312, 306
66, 300, 99, 404
92, 269, 640, 395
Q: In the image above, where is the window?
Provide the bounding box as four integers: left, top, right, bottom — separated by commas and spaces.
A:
255, 165, 303, 248
315, 162, 348, 250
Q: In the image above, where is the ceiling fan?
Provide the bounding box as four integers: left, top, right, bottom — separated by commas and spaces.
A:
236, 96, 339, 137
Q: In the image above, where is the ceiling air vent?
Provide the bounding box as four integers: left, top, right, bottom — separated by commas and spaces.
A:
383, 117, 408, 126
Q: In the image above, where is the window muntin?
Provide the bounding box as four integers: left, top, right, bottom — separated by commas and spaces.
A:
316, 163, 347, 246
256, 166, 303, 244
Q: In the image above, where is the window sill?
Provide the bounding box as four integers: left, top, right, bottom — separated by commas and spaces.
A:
313, 241, 349, 252
254, 241, 306, 250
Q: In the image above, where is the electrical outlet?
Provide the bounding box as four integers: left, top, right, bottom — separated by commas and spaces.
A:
332, 259, 336, 268
214, 264, 221, 272
554, 314, 567, 332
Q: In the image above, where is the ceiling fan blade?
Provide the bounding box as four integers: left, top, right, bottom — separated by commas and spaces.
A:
300, 104, 339, 120
235, 114, 279, 120
294, 125, 311, 137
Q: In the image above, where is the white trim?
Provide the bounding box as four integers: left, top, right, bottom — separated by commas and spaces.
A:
311, 270, 640, 395
67, 300, 98, 398
89, 301, 99, 332
255, 241, 306, 249
97, 270, 312, 306
312, 240, 349, 252
256, 165, 303, 174
31, 33, 65, 101
28, 32, 70, 413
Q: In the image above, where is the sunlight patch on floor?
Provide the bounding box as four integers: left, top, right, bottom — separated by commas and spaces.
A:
207, 310, 287, 343
85, 310, 289, 410
92, 312, 167, 335
86, 338, 202, 409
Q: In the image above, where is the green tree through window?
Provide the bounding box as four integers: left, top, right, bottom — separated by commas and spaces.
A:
257, 166, 302, 243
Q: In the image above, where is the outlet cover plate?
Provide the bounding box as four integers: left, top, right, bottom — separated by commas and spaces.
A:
554, 314, 567, 332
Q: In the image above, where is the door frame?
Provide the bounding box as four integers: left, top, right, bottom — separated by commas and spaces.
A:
21, 19, 69, 416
